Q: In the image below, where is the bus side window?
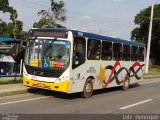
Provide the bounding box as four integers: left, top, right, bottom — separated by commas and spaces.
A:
138, 47, 144, 61
113, 43, 122, 61
122, 44, 130, 61
72, 37, 86, 69
131, 46, 138, 61
102, 41, 112, 61
87, 39, 101, 60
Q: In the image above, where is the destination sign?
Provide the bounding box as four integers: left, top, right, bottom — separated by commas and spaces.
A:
29, 30, 68, 38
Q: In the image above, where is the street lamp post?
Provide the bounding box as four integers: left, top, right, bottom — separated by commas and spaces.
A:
145, 4, 154, 74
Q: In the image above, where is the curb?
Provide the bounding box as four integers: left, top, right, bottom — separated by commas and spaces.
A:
0, 77, 22, 81
144, 75, 160, 79
0, 89, 28, 97
0, 87, 42, 97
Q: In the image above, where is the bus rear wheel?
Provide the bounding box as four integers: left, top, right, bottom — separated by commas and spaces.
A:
122, 75, 130, 91
81, 78, 93, 98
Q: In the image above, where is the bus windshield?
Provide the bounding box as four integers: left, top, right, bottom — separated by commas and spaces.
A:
25, 39, 70, 69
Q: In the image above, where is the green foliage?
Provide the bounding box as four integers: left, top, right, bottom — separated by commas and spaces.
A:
33, 0, 66, 28
0, 20, 26, 39
0, 0, 26, 39
33, 18, 48, 28
0, 0, 10, 12
0, 20, 7, 35
18, 31, 28, 40
131, 4, 160, 65
2, 22, 14, 38
0, 79, 22, 85
149, 66, 160, 75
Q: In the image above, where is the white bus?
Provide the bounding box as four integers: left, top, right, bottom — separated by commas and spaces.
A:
23, 28, 145, 98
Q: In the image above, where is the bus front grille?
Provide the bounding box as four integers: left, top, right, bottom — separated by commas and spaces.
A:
25, 65, 65, 78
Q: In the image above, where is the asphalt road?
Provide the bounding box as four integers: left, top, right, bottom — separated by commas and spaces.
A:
0, 78, 160, 119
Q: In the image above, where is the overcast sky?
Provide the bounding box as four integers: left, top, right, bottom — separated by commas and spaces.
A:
0, 0, 159, 39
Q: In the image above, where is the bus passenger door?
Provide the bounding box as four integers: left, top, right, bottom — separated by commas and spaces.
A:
71, 36, 86, 93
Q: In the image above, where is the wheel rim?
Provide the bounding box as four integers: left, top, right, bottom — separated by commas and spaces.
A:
86, 83, 92, 93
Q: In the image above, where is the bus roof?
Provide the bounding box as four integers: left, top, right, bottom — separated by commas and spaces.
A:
30, 28, 145, 47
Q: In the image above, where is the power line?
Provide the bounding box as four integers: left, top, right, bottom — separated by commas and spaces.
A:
8, 0, 136, 38
10, 0, 133, 24
18, 0, 133, 22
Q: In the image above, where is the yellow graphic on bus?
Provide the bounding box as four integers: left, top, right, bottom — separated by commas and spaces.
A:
30, 59, 40, 67
50, 61, 54, 67
97, 66, 106, 86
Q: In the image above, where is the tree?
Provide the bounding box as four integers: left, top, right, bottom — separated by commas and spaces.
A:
33, 0, 66, 28
10, 9, 18, 39
0, 0, 26, 39
0, 20, 7, 35
131, 4, 160, 65
0, 0, 10, 13
0, 21, 25, 39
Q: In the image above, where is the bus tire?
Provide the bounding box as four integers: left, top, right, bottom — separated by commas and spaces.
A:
81, 78, 93, 98
122, 75, 130, 91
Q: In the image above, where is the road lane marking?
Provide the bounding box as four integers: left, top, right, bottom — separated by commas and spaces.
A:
120, 99, 152, 110
0, 96, 50, 106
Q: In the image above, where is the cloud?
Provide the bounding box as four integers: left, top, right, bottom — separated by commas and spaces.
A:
81, 15, 93, 20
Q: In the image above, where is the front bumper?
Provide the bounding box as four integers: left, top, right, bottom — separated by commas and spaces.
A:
23, 76, 69, 93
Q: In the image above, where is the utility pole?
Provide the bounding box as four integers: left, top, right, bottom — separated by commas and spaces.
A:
145, 4, 154, 74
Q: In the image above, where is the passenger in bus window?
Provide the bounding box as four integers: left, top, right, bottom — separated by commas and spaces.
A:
73, 37, 86, 68
95, 43, 101, 59
88, 47, 99, 60
73, 42, 81, 66
108, 47, 112, 60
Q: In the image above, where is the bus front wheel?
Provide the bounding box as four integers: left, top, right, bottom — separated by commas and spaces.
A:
81, 78, 93, 98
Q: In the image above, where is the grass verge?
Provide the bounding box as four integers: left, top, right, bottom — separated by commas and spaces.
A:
148, 66, 160, 75
0, 80, 22, 85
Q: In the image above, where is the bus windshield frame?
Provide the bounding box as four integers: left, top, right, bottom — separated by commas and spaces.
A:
25, 38, 71, 69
